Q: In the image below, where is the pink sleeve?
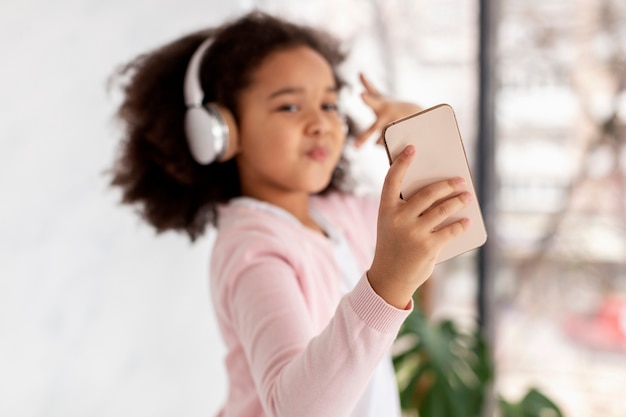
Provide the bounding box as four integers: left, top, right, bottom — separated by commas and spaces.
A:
224, 254, 411, 417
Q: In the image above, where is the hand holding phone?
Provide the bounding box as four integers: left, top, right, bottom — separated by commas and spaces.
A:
382, 104, 487, 263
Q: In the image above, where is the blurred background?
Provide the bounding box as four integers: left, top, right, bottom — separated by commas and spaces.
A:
1, 0, 625, 416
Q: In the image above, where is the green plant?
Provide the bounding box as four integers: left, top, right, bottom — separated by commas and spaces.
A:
393, 307, 564, 417
393, 307, 491, 416
498, 389, 564, 417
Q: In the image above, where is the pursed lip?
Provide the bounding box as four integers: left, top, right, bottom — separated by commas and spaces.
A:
305, 145, 330, 162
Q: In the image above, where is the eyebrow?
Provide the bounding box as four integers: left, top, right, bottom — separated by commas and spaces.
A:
268, 86, 339, 100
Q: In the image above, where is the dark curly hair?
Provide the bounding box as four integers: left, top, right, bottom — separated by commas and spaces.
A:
109, 11, 354, 241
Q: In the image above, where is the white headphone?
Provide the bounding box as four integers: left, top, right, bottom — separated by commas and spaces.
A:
184, 38, 238, 165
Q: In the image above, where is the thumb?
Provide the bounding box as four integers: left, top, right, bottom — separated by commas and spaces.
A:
380, 145, 415, 207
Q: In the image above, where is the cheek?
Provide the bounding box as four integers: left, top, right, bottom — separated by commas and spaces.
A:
237, 123, 271, 156
236, 128, 294, 167
332, 134, 346, 157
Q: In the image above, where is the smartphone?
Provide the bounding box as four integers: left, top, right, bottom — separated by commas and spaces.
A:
382, 103, 487, 263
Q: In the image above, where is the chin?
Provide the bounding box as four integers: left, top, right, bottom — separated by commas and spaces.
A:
310, 177, 334, 195
304, 166, 339, 194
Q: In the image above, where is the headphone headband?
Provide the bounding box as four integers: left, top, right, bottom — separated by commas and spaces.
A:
184, 37, 214, 108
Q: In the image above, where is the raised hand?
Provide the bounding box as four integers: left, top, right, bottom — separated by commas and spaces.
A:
354, 73, 423, 147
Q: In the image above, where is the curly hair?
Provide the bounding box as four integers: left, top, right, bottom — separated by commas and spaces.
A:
109, 11, 353, 241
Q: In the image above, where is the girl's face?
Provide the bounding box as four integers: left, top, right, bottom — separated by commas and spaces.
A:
235, 45, 346, 204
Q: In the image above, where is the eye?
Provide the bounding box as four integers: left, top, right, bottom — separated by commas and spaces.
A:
322, 103, 339, 112
277, 104, 300, 113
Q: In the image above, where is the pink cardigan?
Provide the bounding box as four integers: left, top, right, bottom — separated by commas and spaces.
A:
210, 192, 412, 417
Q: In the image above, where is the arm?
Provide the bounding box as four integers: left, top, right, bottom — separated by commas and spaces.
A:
220, 250, 410, 417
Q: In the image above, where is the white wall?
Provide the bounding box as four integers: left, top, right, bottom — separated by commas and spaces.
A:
0, 1, 476, 416
0, 2, 249, 416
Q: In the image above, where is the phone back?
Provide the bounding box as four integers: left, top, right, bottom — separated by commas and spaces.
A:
382, 103, 487, 263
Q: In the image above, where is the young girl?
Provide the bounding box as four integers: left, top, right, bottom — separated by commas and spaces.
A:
110, 11, 473, 417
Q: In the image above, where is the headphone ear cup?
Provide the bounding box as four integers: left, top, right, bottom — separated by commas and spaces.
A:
211, 103, 239, 162
184, 104, 238, 164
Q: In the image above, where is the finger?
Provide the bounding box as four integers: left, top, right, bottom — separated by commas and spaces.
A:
359, 72, 382, 97
407, 178, 468, 215
360, 91, 385, 113
432, 217, 472, 245
420, 191, 473, 229
380, 145, 415, 207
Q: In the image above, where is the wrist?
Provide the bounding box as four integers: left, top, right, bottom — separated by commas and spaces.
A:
366, 268, 413, 310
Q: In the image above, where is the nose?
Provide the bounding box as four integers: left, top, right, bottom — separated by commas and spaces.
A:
305, 109, 330, 136
305, 109, 344, 137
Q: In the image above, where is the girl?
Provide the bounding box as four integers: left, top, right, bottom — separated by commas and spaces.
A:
110, 11, 473, 417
